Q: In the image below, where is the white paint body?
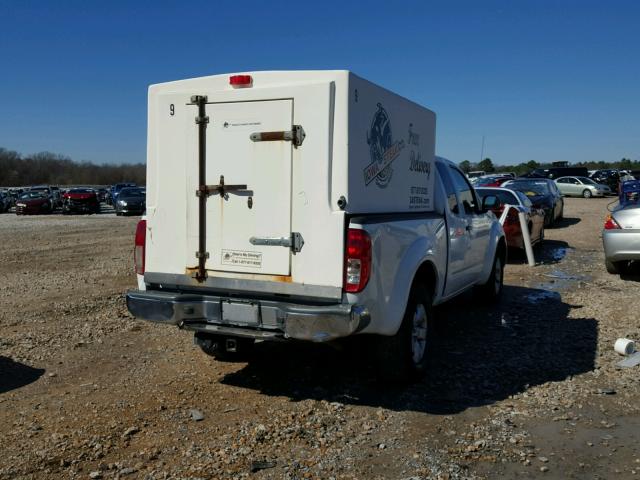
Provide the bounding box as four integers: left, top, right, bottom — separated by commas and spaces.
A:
140, 71, 504, 338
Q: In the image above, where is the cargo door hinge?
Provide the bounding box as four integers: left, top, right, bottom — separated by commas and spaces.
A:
249, 232, 305, 253
249, 125, 306, 147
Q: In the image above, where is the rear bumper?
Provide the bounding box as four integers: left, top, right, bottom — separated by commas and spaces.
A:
603, 230, 640, 261
125, 290, 370, 343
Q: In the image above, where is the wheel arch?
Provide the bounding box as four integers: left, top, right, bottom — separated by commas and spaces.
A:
413, 260, 439, 301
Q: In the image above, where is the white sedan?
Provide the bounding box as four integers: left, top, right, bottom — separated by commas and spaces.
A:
555, 176, 611, 198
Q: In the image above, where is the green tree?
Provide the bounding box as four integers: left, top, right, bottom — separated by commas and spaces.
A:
526, 160, 539, 170
478, 157, 495, 173
459, 160, 472, 173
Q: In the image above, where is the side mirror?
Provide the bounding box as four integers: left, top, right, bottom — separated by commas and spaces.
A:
482, 195, 500, 211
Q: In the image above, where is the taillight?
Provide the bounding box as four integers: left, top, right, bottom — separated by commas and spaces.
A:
134, 220, 146, 274
344, 228, 371, 293
604, 214, 620, 230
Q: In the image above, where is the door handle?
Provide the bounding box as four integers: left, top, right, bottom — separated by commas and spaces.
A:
196, 175, 249, 197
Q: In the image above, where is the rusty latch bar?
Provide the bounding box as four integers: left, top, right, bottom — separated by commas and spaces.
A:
189, 94, 209, 282
249, 232, 305, 253
250, 125, 306, 147
196, 175, 248, 197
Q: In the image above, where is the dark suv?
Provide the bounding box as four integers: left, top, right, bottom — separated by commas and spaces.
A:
590, 169, 622, 193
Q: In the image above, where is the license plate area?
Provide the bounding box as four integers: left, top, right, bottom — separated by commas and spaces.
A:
221, 300, 260, 326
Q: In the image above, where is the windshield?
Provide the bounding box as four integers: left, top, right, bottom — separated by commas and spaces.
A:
119, 188, 145, 197
69, 188, 94, 194
20, 192, 46, 199
505, 180, 550, 196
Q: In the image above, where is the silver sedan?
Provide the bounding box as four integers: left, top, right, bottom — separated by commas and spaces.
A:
603, 203, 640, 274
556, 176, 611, 198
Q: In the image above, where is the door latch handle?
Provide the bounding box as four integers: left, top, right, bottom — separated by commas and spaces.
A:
249, 232, 305, 253
196, 175, 249, 197
250, 125, 306, 147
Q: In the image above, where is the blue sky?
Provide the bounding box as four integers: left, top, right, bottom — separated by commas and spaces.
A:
0, 0, 638, 166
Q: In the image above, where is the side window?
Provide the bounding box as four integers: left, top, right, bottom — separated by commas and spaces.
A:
449, 167, 477, 214
557, 178, 568, 184
436, 163, 459, 214
497, 191, 518, 205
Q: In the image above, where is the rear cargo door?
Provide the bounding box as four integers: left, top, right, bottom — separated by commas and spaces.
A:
205, 100, 293, 276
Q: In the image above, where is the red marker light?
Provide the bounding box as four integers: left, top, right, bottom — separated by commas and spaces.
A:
229, 75, 252, 88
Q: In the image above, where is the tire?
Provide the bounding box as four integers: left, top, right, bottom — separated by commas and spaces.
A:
558, 204, 564, 220
475, 250, 504, 302
606, 260, 628, 275
195, 333, 255, 361
374, 283, 435, 383
582, 189, 592, 199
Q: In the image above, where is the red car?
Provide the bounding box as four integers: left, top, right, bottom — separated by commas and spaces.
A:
476, 187, 545, 250
474, 175, 513, 187
62, 188, 100, 214
15, 192, 54, 215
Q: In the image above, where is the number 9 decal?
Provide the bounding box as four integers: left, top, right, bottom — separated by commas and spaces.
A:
169, 104, 175, 116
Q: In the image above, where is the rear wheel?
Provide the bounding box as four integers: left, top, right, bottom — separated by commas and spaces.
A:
582, 189, 592, 199
375, 283, 434, 383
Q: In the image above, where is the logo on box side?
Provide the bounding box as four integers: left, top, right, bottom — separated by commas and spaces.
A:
364, 103, 405, 188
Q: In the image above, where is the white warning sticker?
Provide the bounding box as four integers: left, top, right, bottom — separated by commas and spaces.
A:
221, 249, 263, 268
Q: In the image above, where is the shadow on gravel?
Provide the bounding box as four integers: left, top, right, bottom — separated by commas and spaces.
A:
552, 217, 581, 229
0, 357, 45, 394
221, 285, 597, 415
620, 261, 640, 281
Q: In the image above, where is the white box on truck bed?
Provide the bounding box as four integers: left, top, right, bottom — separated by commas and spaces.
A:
144, 71, 435, 294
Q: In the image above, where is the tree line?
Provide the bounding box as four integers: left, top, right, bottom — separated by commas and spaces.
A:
0, 148, 146, 187
459, 157, 639, 176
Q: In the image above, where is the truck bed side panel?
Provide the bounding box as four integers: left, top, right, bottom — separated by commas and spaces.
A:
347, 214, 447, 336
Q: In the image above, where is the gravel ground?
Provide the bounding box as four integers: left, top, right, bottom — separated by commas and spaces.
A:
1, 198, 639, 480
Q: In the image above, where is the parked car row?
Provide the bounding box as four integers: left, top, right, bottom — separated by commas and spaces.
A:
472, 167, 635, 197
0, 183, 145, 216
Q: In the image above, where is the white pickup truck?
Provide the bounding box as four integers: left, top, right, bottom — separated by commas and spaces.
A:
126, 71, 506, 381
